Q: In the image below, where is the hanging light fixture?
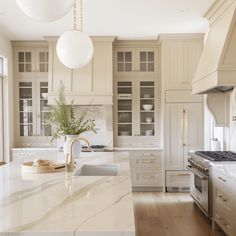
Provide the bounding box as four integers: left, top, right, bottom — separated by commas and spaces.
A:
56, 0, 94, 69
16, 0, 73, 22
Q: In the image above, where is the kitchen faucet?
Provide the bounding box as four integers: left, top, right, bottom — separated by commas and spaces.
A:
66, 137, 91, 172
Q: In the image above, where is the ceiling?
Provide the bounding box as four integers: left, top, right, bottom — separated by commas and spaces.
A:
0, 0, 215, 40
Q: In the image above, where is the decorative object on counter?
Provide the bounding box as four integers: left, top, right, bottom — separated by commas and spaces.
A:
210, 138, 221, 151
16, 0, 73, 22
56, 0, 94, 69
22, 159, 66, 173
143, 104, 153, 111
48, 83, 96, 158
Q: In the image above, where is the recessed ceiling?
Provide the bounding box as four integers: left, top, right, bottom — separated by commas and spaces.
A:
0, 0, 215, 40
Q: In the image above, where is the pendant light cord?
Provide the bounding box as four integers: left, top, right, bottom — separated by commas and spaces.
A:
73, 0, 83, 32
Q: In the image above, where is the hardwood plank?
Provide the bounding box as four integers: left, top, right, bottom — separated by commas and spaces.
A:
0, 161, 5, 166
133, 192, 225, 236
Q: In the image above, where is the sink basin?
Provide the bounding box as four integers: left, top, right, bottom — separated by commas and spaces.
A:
74, 164, 119, 176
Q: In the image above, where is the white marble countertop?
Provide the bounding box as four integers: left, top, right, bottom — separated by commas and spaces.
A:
213, 162, 236, 180
0, 151, 135, 236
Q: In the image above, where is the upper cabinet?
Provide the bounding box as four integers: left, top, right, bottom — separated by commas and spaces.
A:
13, 42, 49, 80
46, 37, 115, 105
160, 35, 203, 90
114, 41, 158, 76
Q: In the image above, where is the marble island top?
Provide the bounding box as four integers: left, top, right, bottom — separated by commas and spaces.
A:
0, 151, 135, 236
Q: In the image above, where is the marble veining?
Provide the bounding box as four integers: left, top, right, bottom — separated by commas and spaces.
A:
0, 151, 135, 236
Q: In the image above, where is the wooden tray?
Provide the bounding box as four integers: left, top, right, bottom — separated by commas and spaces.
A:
22, 160, 66, 173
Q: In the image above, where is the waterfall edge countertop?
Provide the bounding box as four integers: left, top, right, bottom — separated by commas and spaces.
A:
0, 151, 135, 236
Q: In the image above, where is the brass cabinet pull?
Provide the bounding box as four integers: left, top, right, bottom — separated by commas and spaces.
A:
218, 176, 227, 182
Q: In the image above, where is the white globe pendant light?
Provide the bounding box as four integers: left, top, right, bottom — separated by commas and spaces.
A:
56, 0, 94, 69
16, 0, 73, 22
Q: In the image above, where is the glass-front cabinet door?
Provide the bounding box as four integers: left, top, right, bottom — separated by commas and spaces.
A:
138, 50, 155, 73
114, 79, 158, 147
140, 81, 155, 136
19, 82, 34, 138
38, 81, 51, 137
17, 80, 52, 146
14, 47, 49, 79
117, 81, 133, 137
114, 47, 157, 75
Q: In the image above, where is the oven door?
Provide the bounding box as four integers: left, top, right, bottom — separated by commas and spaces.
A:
187, 165, 209, 215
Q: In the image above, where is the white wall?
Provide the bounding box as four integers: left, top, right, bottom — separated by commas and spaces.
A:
0, 32, 14, 162
230, 88, 236, 152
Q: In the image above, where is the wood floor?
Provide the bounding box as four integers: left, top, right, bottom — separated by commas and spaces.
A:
133, 192, 225, 236
0, 161, 5, 166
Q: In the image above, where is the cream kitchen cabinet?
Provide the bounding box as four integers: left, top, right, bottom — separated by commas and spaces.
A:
114, 79, 161, 148
15, 79, 54, 147
46, 37, 115, 105
130, 151, 163, 191
13, 42, 49, 80
161, 35, 203, 90
113, 41, 158, 76
213, 167, 236, 236
165, 92, 203, 190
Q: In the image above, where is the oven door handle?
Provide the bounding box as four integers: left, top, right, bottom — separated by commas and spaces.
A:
186, 165, 208, 180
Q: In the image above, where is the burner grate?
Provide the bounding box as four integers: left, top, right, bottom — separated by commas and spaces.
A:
195, 151, 236, 162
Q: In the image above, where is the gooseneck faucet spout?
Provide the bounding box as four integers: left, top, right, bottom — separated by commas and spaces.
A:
66, 137, 90, 172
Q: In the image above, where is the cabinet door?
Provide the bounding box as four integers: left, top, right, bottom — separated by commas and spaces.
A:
183, 103, 203, 169
165, 103, 184, 170
114, 48, 134, 75
17, 80, 37, 146
136, 48, 157, 74
92, 42, 113, 94
15, 48, 35, 79
35, 48, 49, 78
163, 41, 184, 90
115, 81, 133, 138
36, 80, 53, 145
183, 41, 202, 88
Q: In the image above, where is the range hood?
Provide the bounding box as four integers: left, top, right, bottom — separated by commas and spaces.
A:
192, 1, 236, 94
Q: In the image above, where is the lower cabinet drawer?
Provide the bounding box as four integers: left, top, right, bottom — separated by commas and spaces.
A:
215, 210, 233, 236
166, 171, 190, 188
215, 188, 233, 222
132, 170, 162, 187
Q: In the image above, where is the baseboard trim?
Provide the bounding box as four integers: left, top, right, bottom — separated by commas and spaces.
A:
166, 187, 190, 193
132, 186, 163, 192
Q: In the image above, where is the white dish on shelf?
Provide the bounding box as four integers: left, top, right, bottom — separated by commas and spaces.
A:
146, 117, 153, 123
120, 131, 130, 136
143, 94, 151, 98
143, 104, 153, 111
145, 130, 153, 136
41, 93, 48, 99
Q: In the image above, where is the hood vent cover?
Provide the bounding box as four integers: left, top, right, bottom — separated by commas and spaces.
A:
192, 1, 236, 94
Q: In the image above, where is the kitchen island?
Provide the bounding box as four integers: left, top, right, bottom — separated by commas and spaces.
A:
0, 151, 135, 236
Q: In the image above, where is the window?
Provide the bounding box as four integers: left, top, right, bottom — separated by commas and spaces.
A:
0, 57, 3, 75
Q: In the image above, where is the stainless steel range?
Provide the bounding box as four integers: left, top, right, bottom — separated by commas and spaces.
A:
187, 151, 236, 218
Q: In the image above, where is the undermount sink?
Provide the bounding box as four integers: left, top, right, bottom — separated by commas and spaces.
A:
74, 164, 119, 176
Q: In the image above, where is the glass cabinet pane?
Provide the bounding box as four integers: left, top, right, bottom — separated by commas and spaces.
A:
140, 81, 155, 136
39, 51, 49, 72
19, 82, 33, 136
117, 51, 133, 72
117, 82, 132, 136
39, 82, 51, 136
139, 51, 155, 72
18, 52, 32, 73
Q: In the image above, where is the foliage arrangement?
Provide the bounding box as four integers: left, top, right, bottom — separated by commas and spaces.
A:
48, 84, 96, 140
